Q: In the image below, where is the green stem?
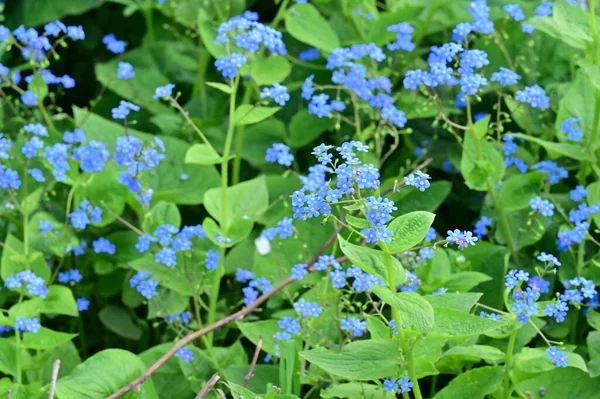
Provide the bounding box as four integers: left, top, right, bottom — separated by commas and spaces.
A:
232, 84, 253, 185
503, 331, 517, 399
488, 188, 520, 266
38, 103, 56, 132
193, 51, 211, 118
15, 330, 22, 384
381, 243, 423, 399
413, 0, 440, 45
271, 0, 290, 27
206, 77, 239, 346
211, 0, 225, 21
570, 242, 586, 343
143, 5, 155, 43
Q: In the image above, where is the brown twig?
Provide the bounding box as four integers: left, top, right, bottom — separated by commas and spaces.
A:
242, 337, 263, 387
48, 360, 61, 399
194, 373, 220, 399
7, 387, 11, 399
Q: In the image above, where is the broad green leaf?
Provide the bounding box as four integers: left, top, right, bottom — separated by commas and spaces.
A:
366, 317, 390, 340
322, 383, 385, 399
129, 253, 206, 296
430, 308, 500, 338
55, 349, 157, 399
338, 236, 405, 284
461, 129, 505, 191
78, 163, 128, 227
425, 293, 483, 312
285, 4, 340, 52
237, 320, 280, 355
494, 209, 547, 250
203, 176, 269, 232
433, 366, 503, 399
1, 234, 51, 283
6, 0, 104, 26
499, 172, 546, 210
74, 107, 220, 205
345, 214, 371, 229
148, 288, 189, 319
463, 243, 509, 309
366, 7, 424, 45
556, 72, 599, 149
287, 110, 333, 148
527, 0, 591, 50
473, 115, 491, 140
444, 271, 492, 292
299, 339, 403, 380
185, 144, 223, 165
588, 181, 600, 229
197, 14, 227, 59
234, 105, 281, 126
250, 56, 292, 85
515, 367, 600, 399
98, 306, 142, 341
39, 286, 78, 317
504, 96, 541, 134
28, 74, 48, 101
28, 212, 79, 258
222, 365, 279, 395
206, 81, 232, 94
387, 211, 435, 253
22, 328, 77, 350
513, 347, 588, 374
509, 133, 594, 162
0, 339, 23, 376
372, 286, 434, 335
436, 345, 505, 372
142, 201, 182, 231
241, 118, 287, 166
426, 248, 450, 285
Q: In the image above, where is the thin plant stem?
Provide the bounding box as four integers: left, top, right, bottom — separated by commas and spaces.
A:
503, 331, 517, 399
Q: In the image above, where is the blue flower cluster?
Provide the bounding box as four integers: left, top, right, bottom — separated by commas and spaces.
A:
261, 217, 293, 241
5, 271, 48, 298
102, 34, 126, 54
117, 62, 135, 80
340, 316, 367, 337
561, 117, 582, 142
546, 346, 568, 367
293, 298, 323, 318
15, 316, 41, 334
503, 136, 528, 173
383, 377, 413, 394
361, 196, 397, 244
479, 311, 501, 321
530, 196, 555, 217
260, 83, 290, 106
136, 224, 206, 267
400, 270, 421, 292
344, 265, 383, 292
165, 312, 192, 325
474, 216, 492, 238
77, 297, 90, 312
58, 270, 83, 286
70, 200, 103, 229
175, 347, 194, 363
129, 271, 159, 300
241, 276, 273, 306
205, 249, 220, 270
445, 229, 478, 248
273, 316, 301, 341
405, 171, 431, 192
532, 161, 568, 184
92, 237, 115, 254
265, 143, 294, 166
570, 185, 587, 202
111, 100, 140, 120
153, 84, 175, 99
557, 222, 591, 251
114, 135, 166, 197
39, 220, 55, 235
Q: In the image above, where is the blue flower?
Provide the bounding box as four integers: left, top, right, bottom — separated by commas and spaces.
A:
102, 34, 126, 54
92, 238, 115, 255
529, 196, 554, 217
153, 83, 175, 99
546, 346, 568, 367
491, 67, 521, 86
0, 166, 21, 190
522, 24, 536, 34
383, 378, 398, 393
205, 249, 220, 270
340, 316, 367, 337
291, 263, 308, 280
446, 229, 478, 248
117, 62, 135, 80
535, 2, 554, 17
111, 100, 140, 120
452, 22, 472, 41
532, 161, 568, 184
28, 168, 45, 183
405, 170, 431, 192
235, 268, 254, 283
215, 53, 247, 79
15, 316, 41, 333
175, 347, 194, 363
21, 90, 38, 107
570, 185, 587, 202
260, 83, 290, 106
474, 216, 492, 238
387, 22, 415, 52
39, 220, 54, 235
265, 143, 294, 166
130, 271, 158, 299
72, 141, 110, 173
561, 117, 583, 142
58, 269, 83, 286
77, 297, 90, 312
515, 85, 550, 109
504, 4, 525, 21
22, 137, 44, 159
301, 75, 315, 100
63, 129, 86, 143
293, 298, 323, 318
298, 48, 320, 61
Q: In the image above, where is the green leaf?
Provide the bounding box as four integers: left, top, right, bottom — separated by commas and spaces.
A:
509, 133, 594, 161
430, 308, 500, 338
148, 288, 189, 319
494, 208, 547, 250
98, 306, 142, 341
387, 211, 435, 253
322, 383, 385, 399
473, 115, 491, 140
237, 320, 281, 355
588, 181, 600, 229
1, 234, 51, 283
499, 172, 546, 211
234, 105, 281, 126
22, 328, 77, 350
366, 317, 390, 340
426, 248, 451, 285
299, 339, 403, 380
79, 164, 128, 227
504, 96, 541, 134
250, 56, 292, 86
461, 129, 505, 191
556, 72, 599, 149
6, 0, 104, 27
42, 286, 79, 317
0, 339, 24, 377
142, 201, 182, 231
372, 286, 434, 335
515, 368, 600, 399
74, 107, 220, 205
197, 14, 227, 59
285, 4, 340, 52
287, 110, 334, 148
437, 345, 505, 370
345, 215, 371, 229
425, 293, 482, 312
432, 366, 503, 399
203, 176, 269, 232
338, 235, 405, 284
444, 271, 492, 292
28, 212, 79, 258
55, 349, 157, 399
27, 74, 48, 101
527, 0, 591, 50
206, 81, 232, 94
185, 144, 223, 165
514, 347, 588, 374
